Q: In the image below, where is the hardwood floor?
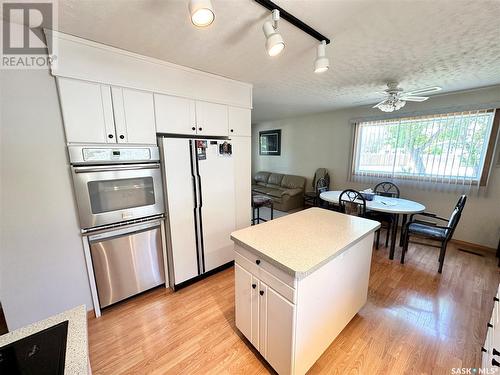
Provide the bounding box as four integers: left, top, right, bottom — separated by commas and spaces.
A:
88, 234, 500, 374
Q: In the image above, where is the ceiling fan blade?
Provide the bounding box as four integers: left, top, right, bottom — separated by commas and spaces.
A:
402, 86, 442, 96
372, 99, 387, 108
400, 96, 429, 102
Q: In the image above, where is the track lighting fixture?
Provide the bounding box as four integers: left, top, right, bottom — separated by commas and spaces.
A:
189, 0, 215, 27
314, 40, 329, 73
262, 9, 285, 57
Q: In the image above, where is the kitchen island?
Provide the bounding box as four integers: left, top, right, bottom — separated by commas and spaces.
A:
230, 208, 380, 375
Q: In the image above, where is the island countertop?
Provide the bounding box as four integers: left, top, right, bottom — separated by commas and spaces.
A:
0, 305, 89, 374
230, 207, 380, 278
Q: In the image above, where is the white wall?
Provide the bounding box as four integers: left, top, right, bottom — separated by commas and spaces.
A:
0, 69, 92, 330
252, 86, 500, 248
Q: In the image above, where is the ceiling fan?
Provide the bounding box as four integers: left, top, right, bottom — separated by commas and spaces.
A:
372, 83, 442, 112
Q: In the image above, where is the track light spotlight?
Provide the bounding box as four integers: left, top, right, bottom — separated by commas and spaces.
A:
262, 9, 285, 57
189, 0, 215, 27
314, 40, 329, 73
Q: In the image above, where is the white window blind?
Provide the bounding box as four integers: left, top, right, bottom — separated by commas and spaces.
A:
352, 109, 496, 187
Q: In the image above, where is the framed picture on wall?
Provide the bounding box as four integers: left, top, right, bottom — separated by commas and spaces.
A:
259, 129, 281, 156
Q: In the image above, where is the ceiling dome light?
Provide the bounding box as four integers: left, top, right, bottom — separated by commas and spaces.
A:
314, 40, 329, 73
263, 10, 285, 57
189, 0, 215, 27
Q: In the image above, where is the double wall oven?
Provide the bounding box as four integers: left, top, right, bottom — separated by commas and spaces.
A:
69, 145, 166, 314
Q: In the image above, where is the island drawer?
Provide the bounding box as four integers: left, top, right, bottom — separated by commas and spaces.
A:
235, 245, 296, 304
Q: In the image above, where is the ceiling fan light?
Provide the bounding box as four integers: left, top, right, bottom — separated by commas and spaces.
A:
189, 0, 215, 27
314, 40, 329, 73
263, 20, 285, 56
394, 100, 406, 110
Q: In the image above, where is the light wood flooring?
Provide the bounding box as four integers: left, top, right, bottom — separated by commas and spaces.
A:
88, 233, 500, 374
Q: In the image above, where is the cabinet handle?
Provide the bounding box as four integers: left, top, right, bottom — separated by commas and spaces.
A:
494, 348, 500, 356
495, 297, 499, 302
492, 358, 500, 367
259, 290, 264, 296
230, 129, 234, 132
198, 127, 202, 131
255, 259, 261, 265
252, 283, 256, 289
488, 323, 494, 328
192, 126, 196, 131
108, 134, 114, 139
119, 135, 125, 140
482, 347, 488, 353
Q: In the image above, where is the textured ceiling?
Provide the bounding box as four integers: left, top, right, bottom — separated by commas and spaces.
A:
56, 0, 500, 122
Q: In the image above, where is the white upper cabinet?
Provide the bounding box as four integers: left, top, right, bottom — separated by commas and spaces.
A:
154, 94, 196, 135
155, 94, 229, 136
112, 87, 156, 144
195, 101, 228, 136
58, 77, 157, 145
228, 107, 251, 137
57, 78, 116, 144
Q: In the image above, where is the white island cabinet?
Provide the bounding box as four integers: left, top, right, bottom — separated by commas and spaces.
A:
231, 208, 380, 375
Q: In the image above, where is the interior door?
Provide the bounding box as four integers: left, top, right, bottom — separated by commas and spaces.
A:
57, 78, 115, 143
197, 140, 235, 271
161, 138, 199, 285
196, 101, 228, 136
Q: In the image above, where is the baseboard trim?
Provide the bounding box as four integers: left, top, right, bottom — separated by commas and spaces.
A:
450, 239, 496, 253
174, 261, 234, 291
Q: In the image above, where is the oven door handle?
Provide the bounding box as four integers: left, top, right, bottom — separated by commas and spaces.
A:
73, 163, 160, 173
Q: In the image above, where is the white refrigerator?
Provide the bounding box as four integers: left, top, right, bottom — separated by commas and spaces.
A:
159, 137, 236, 288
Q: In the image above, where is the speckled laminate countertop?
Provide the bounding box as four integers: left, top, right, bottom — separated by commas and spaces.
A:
231, 208, 380, 278
0, 305, 89, 374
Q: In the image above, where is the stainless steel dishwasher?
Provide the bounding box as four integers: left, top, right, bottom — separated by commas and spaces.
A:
88, 219, 165, 308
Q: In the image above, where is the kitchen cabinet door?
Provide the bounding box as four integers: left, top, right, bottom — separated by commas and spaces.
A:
261, 283, 295, 375
232, 137, 252, 230
196, 101, 228, 136
57, 78, 116, 144
235, 264, 259, 348
122, 88, 156, 144
228, 107, 251, 137
154, 94, 196, 135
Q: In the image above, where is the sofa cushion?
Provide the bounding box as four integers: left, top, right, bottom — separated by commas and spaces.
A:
281, 188, 303, 197
252, 185, 275, 195
281, 175, 306, 189
268, 173, 284, 186
254, 172, 271, 184
256, 181, 267, 187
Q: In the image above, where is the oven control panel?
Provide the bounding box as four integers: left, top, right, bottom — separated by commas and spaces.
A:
83, 148, 152, 162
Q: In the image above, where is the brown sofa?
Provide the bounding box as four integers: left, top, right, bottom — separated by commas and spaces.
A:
252, 171, 306, 212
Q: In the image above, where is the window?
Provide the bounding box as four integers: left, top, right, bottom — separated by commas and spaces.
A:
352, 109, 498, 186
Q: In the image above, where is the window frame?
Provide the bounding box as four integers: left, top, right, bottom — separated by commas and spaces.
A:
350, 108, 500, 187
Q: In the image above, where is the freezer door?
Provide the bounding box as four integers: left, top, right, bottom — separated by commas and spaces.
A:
89, 224, 165, 308
197, 141, 236, 272
161, 138, 200, 284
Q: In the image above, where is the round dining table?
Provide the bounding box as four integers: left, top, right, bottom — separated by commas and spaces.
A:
319, 190, 425, 259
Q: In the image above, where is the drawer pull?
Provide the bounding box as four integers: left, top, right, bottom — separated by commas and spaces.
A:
488, 323, 494, 328
256, 260, 261, 265
494, 348, 500, 356
495, 297, 499, 302
493, 358, 500, 367
259, 290, 264, 296
252, 283, 256, 289
482, 347, 487, 353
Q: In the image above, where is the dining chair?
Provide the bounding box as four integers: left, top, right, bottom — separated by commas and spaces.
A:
305, 176, 330, 207
400, 195, 467, 273
339, 189, 366, 217
366, 181, 400, 249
